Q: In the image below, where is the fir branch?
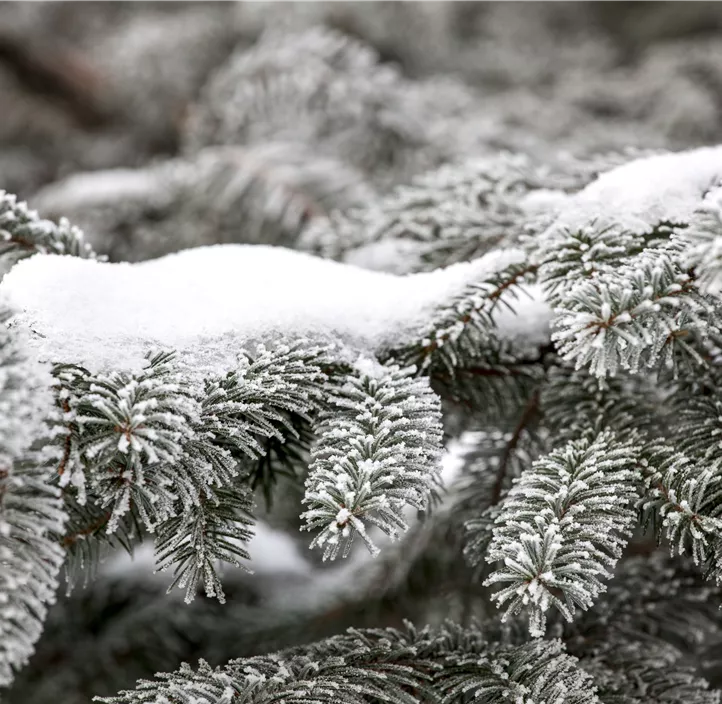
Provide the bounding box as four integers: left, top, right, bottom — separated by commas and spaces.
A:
563, 553, 721, 655
302, 361, 443, 560
386, 252, 538, 374
155, 487, 254, 605
641, 441, 722, 582
683, 184, 722, 289
250, 411, 313, 508
485, 431, 640, 636
579, 640, 719, 704
0, 307, 65, 687
541, 365, 661, 444
100, 634, 427, 704
66, 350, 199, 533
152, 341, 331, 600
550, 241, 718, 376
462, 392, 544, 569
100, 622, 598, 704
0, 190, 96, 277
541, 220, 681, 300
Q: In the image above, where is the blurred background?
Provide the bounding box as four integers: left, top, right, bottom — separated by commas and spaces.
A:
4, 2, 722, 702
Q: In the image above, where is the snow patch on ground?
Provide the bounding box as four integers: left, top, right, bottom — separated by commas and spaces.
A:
1, 243, 540, 374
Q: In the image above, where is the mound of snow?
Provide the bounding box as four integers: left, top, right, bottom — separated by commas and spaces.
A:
1, 244, 543, 375
556, 145, 722, 232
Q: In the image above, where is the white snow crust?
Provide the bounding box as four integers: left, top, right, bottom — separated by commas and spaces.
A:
556, 145, 722, 231
1, 244, 540, 374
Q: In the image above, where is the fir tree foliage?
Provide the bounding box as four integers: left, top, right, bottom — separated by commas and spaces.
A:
387, 251, 539, 375
56, 341, 334, 602
302, 150, 638, 274
302, 359, 443, 560
485, 432, 640, 636
184, 27, 472, 188
100, 622, 598, 704
0, 190, 96, 279
0, 306, 65, 686
685, 184, 722, 288
5, 45, 722, 701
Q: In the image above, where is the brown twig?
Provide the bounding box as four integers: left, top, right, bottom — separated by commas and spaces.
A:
61, 510, 112, 548
490, 389, 540, 506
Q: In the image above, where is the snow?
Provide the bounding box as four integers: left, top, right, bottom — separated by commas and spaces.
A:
245, 522, 311, 576
555, 145, 722, 232
1, 243, 545, 374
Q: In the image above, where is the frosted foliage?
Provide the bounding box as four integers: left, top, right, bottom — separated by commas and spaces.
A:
302, 363, 443, 560
154, 342, 329, 603
642, 443, 722, 581
302, 150, 625, 274
57, 341, 330, 602
99, 623, 599, 704
685, 185, 722, 289
389, 252, 549, 374
33, 144, 373, 262
0, 306, 65, 686
0, 244, 535, 375
302, 153, 544, 271
184, 28, 479, 187
552, 242, 716, 376
486, 432, 639, 636
539, 147, 722, 377
0, 190, 94, 280
63, 351, 200, 533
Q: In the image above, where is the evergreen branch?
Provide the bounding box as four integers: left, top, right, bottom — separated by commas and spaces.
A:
683, 185, 722, 288
100, 636, 427, 704
386, 252, 538, 374
152, 341, 331, 600
550, 242, 718, 376
431, 357, 545, 422
563, 553, 721, 655
65, 351, 199, 533
641, 441, 722, 581
540, 220, 681, 300
541, 365, 661, 444
303, 152, 545, 269
485, 431, 640, 636
0, 190, 96, 278
0, 307, 65, 687
54, 341, 332, 599
671, 383, 722, 468
155, 487, 254, 604
250, 412, 313, 508
302, 361, 443, 560
490, 391, 541, 507
563, 555, 722, 704
462, 392, 544, 569
579, 640, 719, 704
100, 622, 598, 704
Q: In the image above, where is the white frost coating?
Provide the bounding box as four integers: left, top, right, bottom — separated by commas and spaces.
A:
555, 146, 722, 231
1, 244, 543, 374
